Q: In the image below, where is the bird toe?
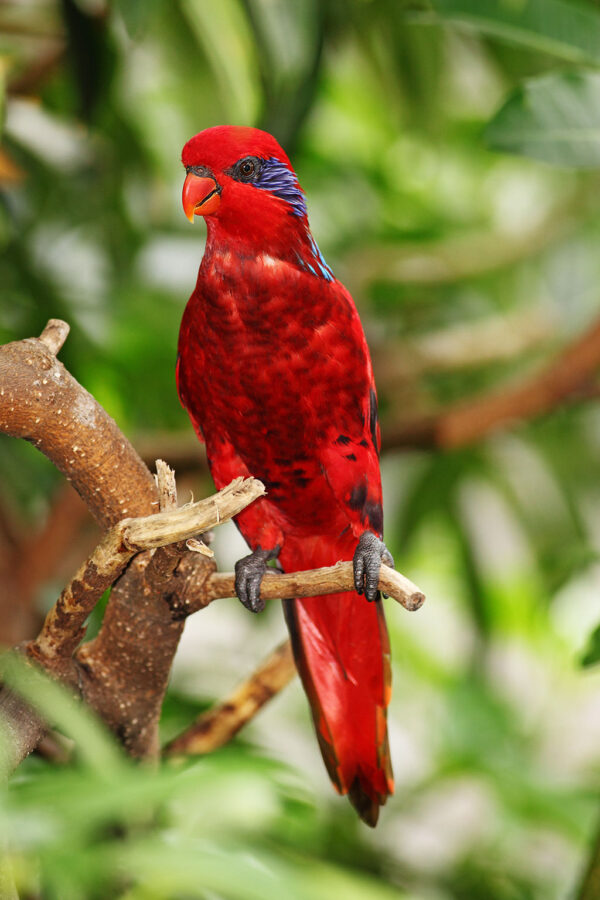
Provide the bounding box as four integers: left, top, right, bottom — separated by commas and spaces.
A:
353, 531, 394, 602
234, 548, 274, 614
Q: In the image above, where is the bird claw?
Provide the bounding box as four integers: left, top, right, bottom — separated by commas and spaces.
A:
353, 531, 394, 602
234, 547, 277, 613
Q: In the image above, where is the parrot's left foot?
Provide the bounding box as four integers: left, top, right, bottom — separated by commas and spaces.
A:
234, 546, 279, 614
353, 531, 394, 602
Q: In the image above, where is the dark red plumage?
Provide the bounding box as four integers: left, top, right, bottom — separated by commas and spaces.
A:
177, 126, 393, 824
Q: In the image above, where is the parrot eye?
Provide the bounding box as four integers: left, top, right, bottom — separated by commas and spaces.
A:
228, 156, 263, 183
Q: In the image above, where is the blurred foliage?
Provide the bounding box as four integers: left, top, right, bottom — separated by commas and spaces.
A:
3, 0, 600, 897
486, 70, 600, 167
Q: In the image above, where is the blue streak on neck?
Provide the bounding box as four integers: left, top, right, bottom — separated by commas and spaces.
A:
253, 157, 334, 282
293, 234, 334, 282
306, 233, 334, 282
254, 157, 307, 217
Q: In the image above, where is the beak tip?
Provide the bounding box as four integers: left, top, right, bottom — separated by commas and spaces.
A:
182, 172, 221, 221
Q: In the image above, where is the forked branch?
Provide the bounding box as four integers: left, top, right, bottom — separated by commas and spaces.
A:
28, 476, 265, 666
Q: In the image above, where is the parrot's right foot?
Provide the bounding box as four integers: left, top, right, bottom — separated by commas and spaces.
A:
234, 546, 279, 614
353, 531, 394, 602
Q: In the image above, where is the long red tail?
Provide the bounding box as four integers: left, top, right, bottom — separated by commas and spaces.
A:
283, 582, 393, 826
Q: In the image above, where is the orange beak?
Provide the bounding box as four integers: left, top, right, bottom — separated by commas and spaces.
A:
182, 172, 221, 222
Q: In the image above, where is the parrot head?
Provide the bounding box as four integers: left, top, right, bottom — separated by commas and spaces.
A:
181, 126, 308, 244
181, 126, 333, 278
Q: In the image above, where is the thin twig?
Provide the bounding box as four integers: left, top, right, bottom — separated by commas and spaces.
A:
38, 319, 69, 355
122, 476, 264, 549
203, 560, 424, 612
145, 459, 189, 584
155, 459, 178, 511
165, 641, 296, 757
164, 556, 425, 757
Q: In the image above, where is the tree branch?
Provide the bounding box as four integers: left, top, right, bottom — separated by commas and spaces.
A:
374, 306, 555, 390
0, 321, 157, 527
383, 315, 600, 450
38, 318, 70, 355
343, 206, 573, 290
27, 476, 265, 671
165, 640, 296, 757
0, 323, 183, 761
0, 688, 46, 779
203, 561, 424, 611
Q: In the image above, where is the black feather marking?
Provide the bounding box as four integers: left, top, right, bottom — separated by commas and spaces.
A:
335, 435, 352, 446
345, 453, 357, 461
365, 500, 383, 536
348, 481, 368, 512
369, 388, 379, 457
349, 776, 380, 827
262, 479, 282, 491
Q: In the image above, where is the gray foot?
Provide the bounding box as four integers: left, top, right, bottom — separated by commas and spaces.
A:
353, 531, 394, 602
234, 546, 279, 613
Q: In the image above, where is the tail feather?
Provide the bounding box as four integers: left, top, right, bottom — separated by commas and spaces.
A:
283, 588, 393, 826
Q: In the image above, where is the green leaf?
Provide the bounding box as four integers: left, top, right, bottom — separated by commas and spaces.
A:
114, 0, 162, 36
418, 0, 600, 65
581, 622, 600, 666
178, 0, 261, 125
485, 69, 600, 166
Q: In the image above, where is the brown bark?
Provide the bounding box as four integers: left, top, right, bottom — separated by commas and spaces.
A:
166, 641, 296, 757
28, 477, 263, 669
203, 561, 424, 611
0, 503, 40, 646
0, 687, 46, 778
0, 320, 157, 527
0, 322, 214, 762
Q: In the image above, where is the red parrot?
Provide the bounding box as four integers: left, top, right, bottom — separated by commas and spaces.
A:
177, 126, 394, 825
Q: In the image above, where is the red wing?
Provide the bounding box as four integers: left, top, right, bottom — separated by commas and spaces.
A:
320, 378, 383, 540
204, 431, 285, 553
176, 349, 206, 445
